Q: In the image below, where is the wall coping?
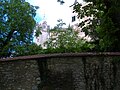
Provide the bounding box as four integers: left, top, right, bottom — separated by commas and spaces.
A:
1, 52, 120, 62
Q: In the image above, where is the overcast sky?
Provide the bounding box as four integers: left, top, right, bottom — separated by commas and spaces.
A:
26, 0, 83, 28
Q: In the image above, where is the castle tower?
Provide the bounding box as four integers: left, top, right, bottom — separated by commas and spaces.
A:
34, 13, 50, 48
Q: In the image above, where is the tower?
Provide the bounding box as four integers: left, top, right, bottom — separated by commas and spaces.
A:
34, 13, 50, 48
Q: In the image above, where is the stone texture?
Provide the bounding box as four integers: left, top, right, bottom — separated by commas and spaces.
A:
0, 60, 40, 90
0, 57, 120, 90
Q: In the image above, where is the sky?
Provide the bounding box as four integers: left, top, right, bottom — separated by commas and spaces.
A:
26, 0, 83, 28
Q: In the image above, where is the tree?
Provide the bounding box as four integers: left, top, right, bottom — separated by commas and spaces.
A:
45, 19, 94, 53
14, 43, 43, 56
54, 19, 66, 29
57, 0, 65, 5
73, 0, 120, 51
0, 0, 39, 57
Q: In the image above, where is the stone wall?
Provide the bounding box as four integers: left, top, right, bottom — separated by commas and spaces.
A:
0, 60, 40, 90
0, 56, 120, 90
44, 57, 120, 90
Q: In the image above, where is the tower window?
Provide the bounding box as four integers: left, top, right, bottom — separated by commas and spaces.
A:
72, 16, 76, 22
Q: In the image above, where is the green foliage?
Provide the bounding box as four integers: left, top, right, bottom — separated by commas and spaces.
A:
54, 19, 66, 29
44, 21, 95, 53
14, 43, 42, 56
34, 23, 42, 37
73, 0, 120, 51
73, 2, 103, 41
0, 0, 39, 57
23, 19, 95, 55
